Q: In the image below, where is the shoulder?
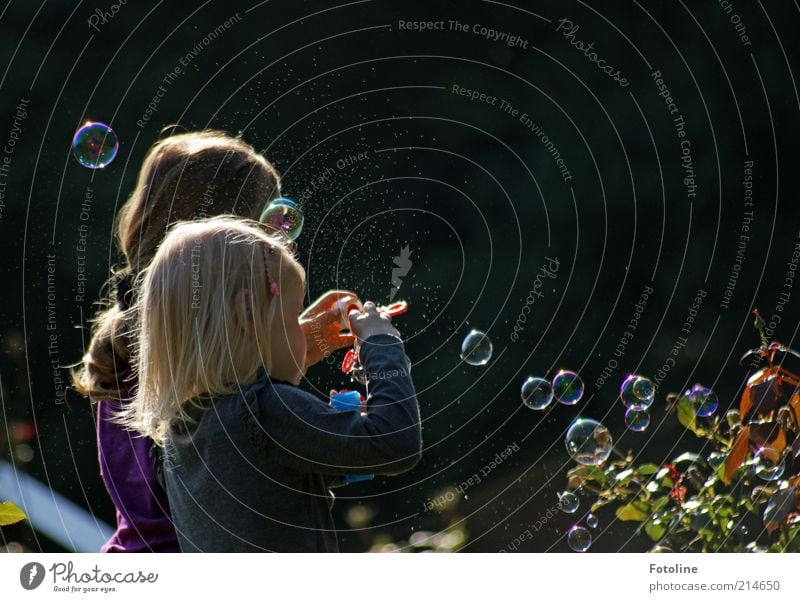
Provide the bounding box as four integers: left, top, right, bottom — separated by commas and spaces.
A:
253, 382, 329, 418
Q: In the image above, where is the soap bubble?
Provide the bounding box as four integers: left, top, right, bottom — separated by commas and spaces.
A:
566, 525, 592, 552
754, 447, 785, 481
619, 375, 654, 410
72, 122, 118, 169
586, 513, 599, 529
259, 198, 304, 240
632, 376, 655, 400
521, 377, 553, 410
565, 418, 613, 466
552, 370, 584, 405
558, 491, 579, 513
688, 385, 718, 417
624, 408, 650, 432
460, 330, 492, 366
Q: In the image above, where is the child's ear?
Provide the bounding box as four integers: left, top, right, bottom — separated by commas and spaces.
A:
232, 288, 254, 333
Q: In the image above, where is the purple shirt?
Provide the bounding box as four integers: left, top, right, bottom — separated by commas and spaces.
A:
97, 396, 180, 552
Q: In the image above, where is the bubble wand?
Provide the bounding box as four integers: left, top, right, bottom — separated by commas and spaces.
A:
340, 301, 408, 383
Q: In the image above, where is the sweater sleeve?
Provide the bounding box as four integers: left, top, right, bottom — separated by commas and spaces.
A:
251, 334, 422, 475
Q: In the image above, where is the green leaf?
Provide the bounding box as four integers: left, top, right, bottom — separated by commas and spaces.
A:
677, 395, 700, 434
0, 501, 26, 527
644, 519, 667, 541
638, 464, 660, 476
651, 496, 670, 513
616, 501, 650, 522
615, 468, 635, 484
672, 452, 707, 466
567, 465, 609, 486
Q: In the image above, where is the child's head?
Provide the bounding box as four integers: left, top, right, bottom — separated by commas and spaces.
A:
129, 215, 306, 445
118, 130, 282, 273
72, 130, 282, 400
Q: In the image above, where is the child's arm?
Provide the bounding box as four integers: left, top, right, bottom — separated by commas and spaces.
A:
248, 332, 422, 476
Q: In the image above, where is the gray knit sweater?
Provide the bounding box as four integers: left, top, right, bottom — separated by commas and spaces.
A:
162, 334, 422, 552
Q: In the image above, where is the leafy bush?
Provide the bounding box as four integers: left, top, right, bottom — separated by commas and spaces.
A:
565, 311, 800, 552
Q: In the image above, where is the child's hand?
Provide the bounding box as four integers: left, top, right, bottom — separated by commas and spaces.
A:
300, 290, 362, 367
301, 290, 363, 322
348, 301, 401, 350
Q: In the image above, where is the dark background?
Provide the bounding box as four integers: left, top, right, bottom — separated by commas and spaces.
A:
1, 0, 799, 552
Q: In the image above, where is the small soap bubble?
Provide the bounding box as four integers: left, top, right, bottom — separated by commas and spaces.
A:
72, 122, 119, 169
632, 377, 655, 401
586, 513, 599, 529
624, 408, 650, 432
688, 385, 718, 417
552, 370, 584, 405
460, 330, 492, 366
259, 198, 304, 240
521, 377, 554, 410
558, 491, 579, 513
566, 525, 592, 552
620, 375, 654, 410
565, 418, 613, 466
754, 447, 785, 481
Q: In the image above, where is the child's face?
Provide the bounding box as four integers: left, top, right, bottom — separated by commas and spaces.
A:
268, 266, 307, 385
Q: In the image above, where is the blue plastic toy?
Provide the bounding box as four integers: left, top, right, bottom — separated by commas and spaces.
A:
330, 390, 374, 484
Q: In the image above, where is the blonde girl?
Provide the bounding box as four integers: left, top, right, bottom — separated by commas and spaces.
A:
126, 216, 421, 552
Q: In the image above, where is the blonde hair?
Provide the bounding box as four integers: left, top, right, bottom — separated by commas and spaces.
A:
71, 131, 282, 401
122, 215, 303, 446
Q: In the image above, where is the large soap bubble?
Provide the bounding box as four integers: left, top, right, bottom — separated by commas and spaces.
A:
259, 197, 304, 240
521, 376, 554, 410
72, 122, 119, 169
460, 330, 492, 366
565, 418, 613, 466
